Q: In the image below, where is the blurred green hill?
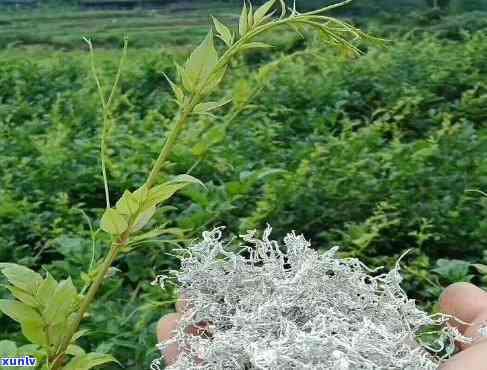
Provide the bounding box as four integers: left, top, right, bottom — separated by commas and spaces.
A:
1, 0, 487, 51
2, 0, 487, 12
301, 0, 487, 13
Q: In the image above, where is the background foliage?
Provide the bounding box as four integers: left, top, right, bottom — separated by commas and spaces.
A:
1, 0, 487, 368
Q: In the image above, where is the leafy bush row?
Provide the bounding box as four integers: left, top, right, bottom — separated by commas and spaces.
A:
2, 31, 487, 367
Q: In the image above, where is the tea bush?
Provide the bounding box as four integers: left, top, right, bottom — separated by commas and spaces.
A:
1, 10, 487, 369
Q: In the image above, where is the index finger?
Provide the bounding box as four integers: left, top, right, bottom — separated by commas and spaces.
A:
439, 282, 487, 349
439, 283, 487, 325
157, 312, 182, 366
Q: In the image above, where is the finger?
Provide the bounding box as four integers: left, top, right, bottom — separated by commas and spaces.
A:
439, 283, 487, 330
157, 312, 182, 366
157, 312, 212, 366
439, 282, 487, 350
439, 340, 487, 370
157, 312, 182, 341
462, 311, 487, 350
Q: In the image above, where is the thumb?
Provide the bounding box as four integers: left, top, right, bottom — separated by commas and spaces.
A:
156, 312, 182, 366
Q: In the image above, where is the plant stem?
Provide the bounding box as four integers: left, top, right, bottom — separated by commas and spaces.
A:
100, 119, 111, 209
77, 243, 121, 325
52, 241, 122, 369
84, 36, 128, 209
53, 29, 309, 360
45, 4, 367, 367
52, 96, 197, 368
145, 99, 196, 189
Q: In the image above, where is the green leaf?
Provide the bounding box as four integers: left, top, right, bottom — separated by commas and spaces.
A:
0, 340, 18, 358
176, 63, 194, 93
5, 286, 38, 307
208, 125, 227, 142
72, 329, 90, 342
239, 42, 273, 51
258, 10, 276, 27
256, 63, 276, 84
100, 208, 128, 235
184, 30, 218, 92
162, 72, 184, 104
0, 301, 47, 346
255, 168, 286, 180
21, 321, 47, 346
47, 321, 66, 349
201, 66, 227, 95
212, 16, 233, 46
0, 299, 43, 325
130, 227, 184, 244
472, 263, 487, 275
254, 0, 275, 24
0, 264, 42, 294
36, 272, 58, 308
166, 174, 207, 190
63, 352, 119, 370
42, 278, 79, 325
193, 97, 232, 114
66, 344, 86, 357
18, 344, 42, 354
115, 190, 139, 216
192, 141, 210, 157
352, 232, 375, 248
192, 126, 226, 156
146, 183, 188, 207
247, 1, 254, 29
432, 259, 473, 283
132, 185, 149, 206
132, 206, 156, 232
239, 1, 248, 37
232, 79, 253, 106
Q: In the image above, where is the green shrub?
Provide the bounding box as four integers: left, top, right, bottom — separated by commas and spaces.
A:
0, 2, 375, 368
1, 11, 487, 369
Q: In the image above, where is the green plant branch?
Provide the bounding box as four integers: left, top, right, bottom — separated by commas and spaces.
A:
52, 240, 123, 369
142, 4, 366, 181
77, 208, 98, 292
52, 94, 197, 368
84, 36, 128, 209
47, 2, 371, 367
50, 38, 130, 369
145, 97, 197, 189
301, 0, 353, 15
107, 36, 129, 108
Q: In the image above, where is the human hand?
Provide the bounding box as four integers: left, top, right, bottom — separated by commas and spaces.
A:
156, 295, 210, 367
157, 283, 487, 368
156, 312, 182, 366
439, 282, 487, 370
156, 298, 185, 366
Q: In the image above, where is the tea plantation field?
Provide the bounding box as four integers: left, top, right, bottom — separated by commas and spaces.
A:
1, 1, 487, 368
